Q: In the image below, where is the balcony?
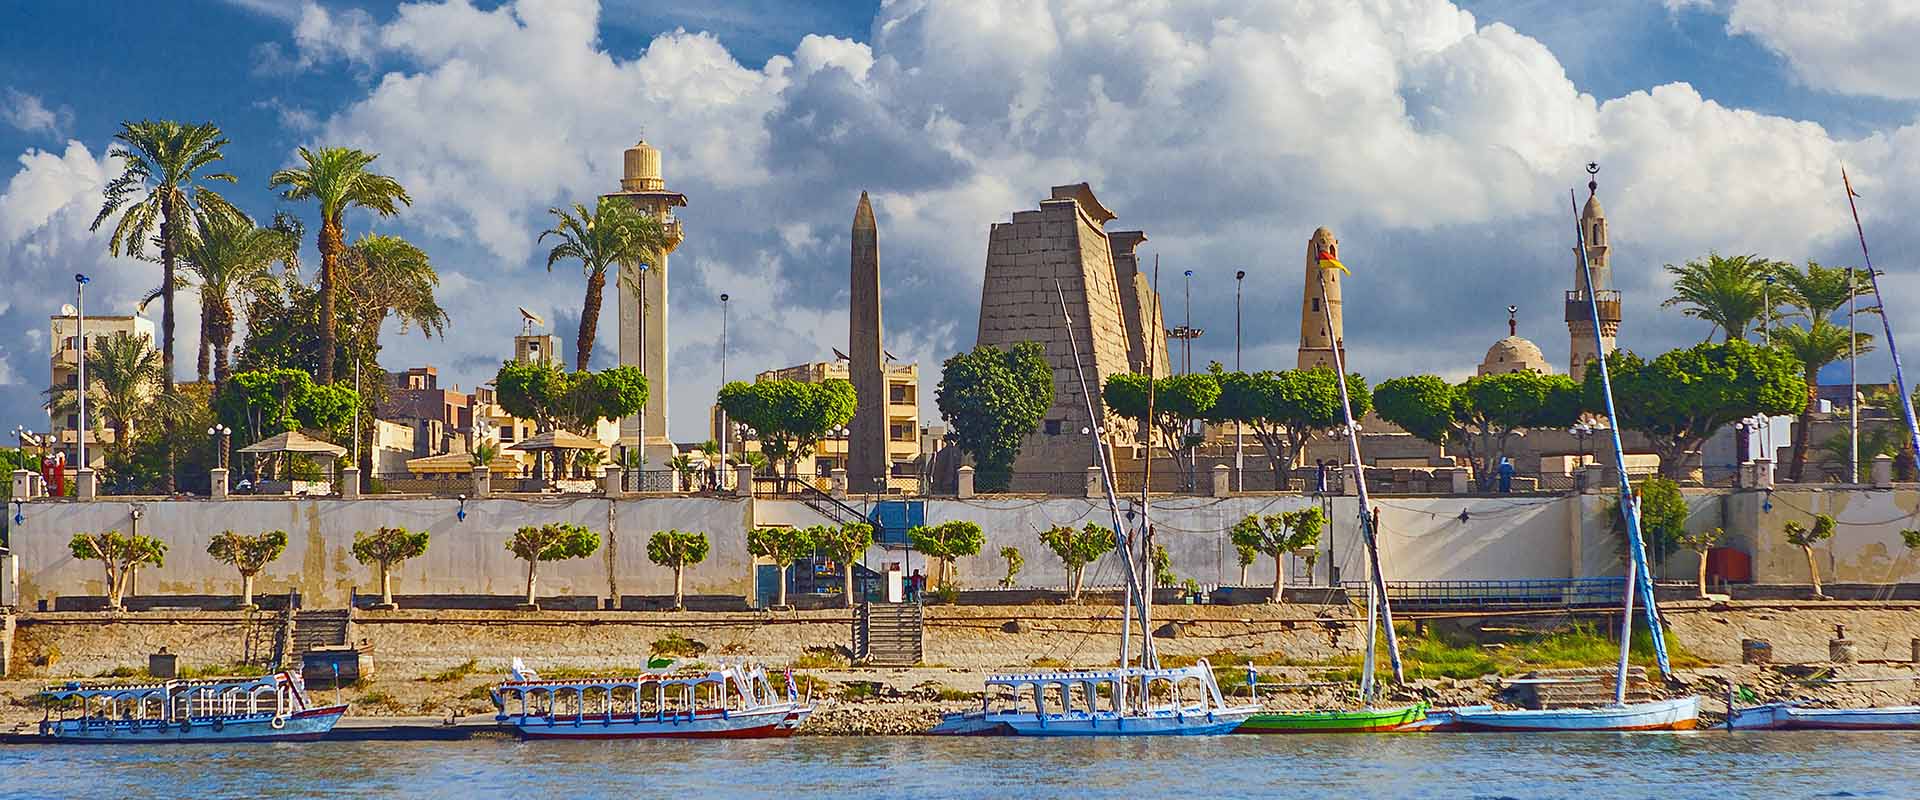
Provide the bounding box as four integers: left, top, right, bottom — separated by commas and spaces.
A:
1565, 290, 1621, 323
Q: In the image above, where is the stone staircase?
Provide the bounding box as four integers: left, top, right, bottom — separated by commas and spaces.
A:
290, 610, 352, 656
854, 602, 923, 666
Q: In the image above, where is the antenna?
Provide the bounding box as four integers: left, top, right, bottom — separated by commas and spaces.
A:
517, 307, 544, 336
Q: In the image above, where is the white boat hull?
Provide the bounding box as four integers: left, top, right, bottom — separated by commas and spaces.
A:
1452, 697, 1700, 732
1729, 703, 1920, 731
39, 705, 347, 743
931, 704, 1257, 737
504, 704, 811, 739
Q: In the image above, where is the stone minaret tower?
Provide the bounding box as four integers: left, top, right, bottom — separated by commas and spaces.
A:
603, 140, 686, 459
1297, 227, 1345, 370
847, 192, 887, 489
1565, 163, 1620, 381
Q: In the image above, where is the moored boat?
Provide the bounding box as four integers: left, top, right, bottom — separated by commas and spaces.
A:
491, 659, 812, 739
1450, 696, 1700, 732
38, 671, 346, 743
1237, 703, 1428, 734
929, 661, 1257, 737
1728, 702, 1920, 731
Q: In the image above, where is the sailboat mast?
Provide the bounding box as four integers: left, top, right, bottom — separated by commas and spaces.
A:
1569, 178, 1673, 678
1841, 168, 1920, 468
1137, 258, 1162, 669
1055, 281, 1151, 671
1316, 268, 1404, 685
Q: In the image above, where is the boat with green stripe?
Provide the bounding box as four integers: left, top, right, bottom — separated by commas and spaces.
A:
1237, 703, 1427, 734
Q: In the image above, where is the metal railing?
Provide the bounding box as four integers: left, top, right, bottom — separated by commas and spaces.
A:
622, 469, 681, 493
368, 476, 471, 496
1358, 578, 1627, 611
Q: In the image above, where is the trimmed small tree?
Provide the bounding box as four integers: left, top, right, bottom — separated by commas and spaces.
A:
207, 529, 288, 608
1235, 542, 1258, 586
69, 531, 167, 611
748, 525, 817, 608
351, 526, 430, 609
814, 522, 875, 608
1230, 506, 1326, 602
1150, 544, 1176, 589
1677, 526, 1726, 598
1038, 522, 1116, 599
506, 523, 600, 609
1783, 514, 1836, 598
908, 520, 985, 593
998, 546, 1024, 589
646, 529, 710, 610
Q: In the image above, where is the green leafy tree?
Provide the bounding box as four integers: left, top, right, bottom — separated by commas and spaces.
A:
1595, 340, 1808, 479
351, 526, 430, 608
340, 234, 448, 362
1037, 522, 1116, 599
1230, 507, 1325, 601
717, 379, 857, 488
1605, 476, 1690, 560
214, 367, 358, 457
69, 530, 167, 611
506, 523, 600, 608
93, 120, 241, 393
1819, 426, 1904, 482
1662, 252, 1775, 343
539, 199, 670, 370
1213, 368, 1369, 486
1901, 529, 1920, 552
1374, 371, 1581, 489
935, 342, 1053, 492
814, 522, 875, 607
1783, 514, 1836, 598
998, 546, 1024, 589
179, 209, 296, 390
1150, 544, 1176, 589
747, 526, 817, 608
907, 520, 985, 592
268, 146, 412, 383
494, 360, 649, 436
207, 529, 288, 608
1676, 526, 1726, 598
1235, 542, 1258, 586
647, 529, 710, 610
1104, 372, 1221, 490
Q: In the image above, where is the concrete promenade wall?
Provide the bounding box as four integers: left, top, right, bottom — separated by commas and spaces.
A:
10, 497, 754, 607
1726, 486, 1920, 585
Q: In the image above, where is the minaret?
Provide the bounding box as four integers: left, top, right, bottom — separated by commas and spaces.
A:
847, 191, 887, 489
603, 140, 687, 460
1566, 163, 1620, 381
1298, 227, 1345, 370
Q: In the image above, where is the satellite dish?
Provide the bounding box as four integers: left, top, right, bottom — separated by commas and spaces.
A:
60, 304, 77, 316
517, 307, 544, 335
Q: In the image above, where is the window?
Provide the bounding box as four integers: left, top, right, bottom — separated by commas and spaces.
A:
1044, 419, 1062, 436
66, 414, 77, 428
1310, 298, 1320, 312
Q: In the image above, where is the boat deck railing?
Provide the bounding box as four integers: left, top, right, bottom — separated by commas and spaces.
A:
1354, 578, 1627, 611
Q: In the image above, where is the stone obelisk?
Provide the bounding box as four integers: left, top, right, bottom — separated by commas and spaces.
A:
848, 192, 888, 490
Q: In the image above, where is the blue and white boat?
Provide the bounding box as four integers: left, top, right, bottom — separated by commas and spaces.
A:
931, 661, 1256, 736
38, 671, 347, 743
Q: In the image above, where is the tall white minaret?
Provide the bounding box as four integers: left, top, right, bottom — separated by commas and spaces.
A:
604, 140, 687, 460
1566, 163, 1620, 381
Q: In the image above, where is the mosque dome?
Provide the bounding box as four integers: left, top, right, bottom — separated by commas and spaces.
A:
1478, 336, 1552, 376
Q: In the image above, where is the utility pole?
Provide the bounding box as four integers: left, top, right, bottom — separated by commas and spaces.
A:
719, 292, 729, 483
74, 273, 89, 473
1234, 269, 1245, 493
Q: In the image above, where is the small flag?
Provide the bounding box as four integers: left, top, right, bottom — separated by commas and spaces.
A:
1317, 249, 1349, 275
1843, 166, 1861, 198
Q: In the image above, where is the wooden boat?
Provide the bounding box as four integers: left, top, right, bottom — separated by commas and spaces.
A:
1451, 696, 1699, 732
490, 659, 812, 739
1728, 702, 1920, 731
1237, 703, 1428, 734
930, 661, 1257, 737
37, 671, 346, 742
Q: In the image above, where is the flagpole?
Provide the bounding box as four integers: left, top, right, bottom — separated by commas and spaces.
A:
1842, 167, 1920, 471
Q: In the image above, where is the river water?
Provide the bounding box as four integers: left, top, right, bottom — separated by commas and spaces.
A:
3, 732, 1915, 798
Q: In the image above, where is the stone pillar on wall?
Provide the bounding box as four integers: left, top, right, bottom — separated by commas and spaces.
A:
831, 468, 849, 499
1085, 466, 1102, 499
956, 465, 975, 499
472, 466, 491, 499
1753, 458, 1774, 489
10, 470, 31, 501
1873, 454, 1894, 488
76, 469, 97, 500
340, 466, 361, 500
1445, 467, 1470, 494
735, 464, 754, 498
1211, 464, 1231, 498
210, 468, 229, 499
604, 466, 626, 499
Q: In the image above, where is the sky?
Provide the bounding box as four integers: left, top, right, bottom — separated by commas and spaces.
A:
3, 0, 1918, 442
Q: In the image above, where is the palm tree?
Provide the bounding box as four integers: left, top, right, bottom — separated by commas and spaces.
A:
1772, 260, 1876, 323
1773, 319, 1874, 481
92, 121, 240, 393
46, 332, 166, 456
180, 211, 298, 392
340, 234, 448, 359
1662, 252, 1774, 342
268, 146, 412, 383
539, 198, 668, 371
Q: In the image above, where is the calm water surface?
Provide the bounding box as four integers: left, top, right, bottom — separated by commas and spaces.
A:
2, 733, 1916, 799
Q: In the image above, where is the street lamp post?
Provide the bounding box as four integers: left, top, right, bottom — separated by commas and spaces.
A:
74, 273, 90, 473
208, 424, 232, 471
719, 292, 730, 485
1234, 269, 1245, 492
1182, 269, 1194, 373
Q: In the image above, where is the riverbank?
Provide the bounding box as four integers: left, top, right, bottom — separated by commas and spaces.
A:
3, 599, 1916, 735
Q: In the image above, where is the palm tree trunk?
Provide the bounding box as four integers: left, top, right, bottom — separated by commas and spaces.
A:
577, 268, 606, 371
197, 310, 211, 385
159, 195, 177, 393
318, 218, 344, 384
1788, 409, 1812, 482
